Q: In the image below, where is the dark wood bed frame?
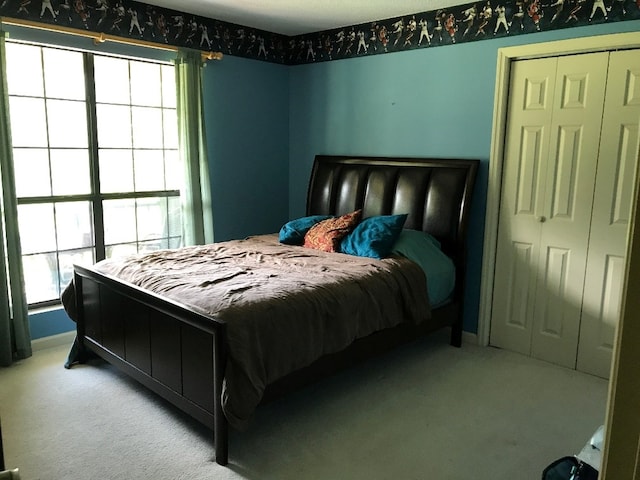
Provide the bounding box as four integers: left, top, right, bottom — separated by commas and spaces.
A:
67, 155, 479, 466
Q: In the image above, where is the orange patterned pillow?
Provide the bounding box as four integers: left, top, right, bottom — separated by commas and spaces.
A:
303, 209, 362, 253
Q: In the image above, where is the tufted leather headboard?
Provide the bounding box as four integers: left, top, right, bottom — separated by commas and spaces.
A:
306, 155, 479, 263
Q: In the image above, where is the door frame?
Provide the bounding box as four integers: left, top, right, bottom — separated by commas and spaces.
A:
478, 31, 640, 347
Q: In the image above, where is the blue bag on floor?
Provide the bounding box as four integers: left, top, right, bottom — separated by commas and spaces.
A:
542, 456, 598, 480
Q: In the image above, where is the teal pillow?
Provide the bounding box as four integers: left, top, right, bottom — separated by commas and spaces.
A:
391, 229, 455, 307
279, 215, 333, 245
340, 214, 408, 259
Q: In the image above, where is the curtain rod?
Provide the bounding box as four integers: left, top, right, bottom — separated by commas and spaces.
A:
0, 17, 223, 61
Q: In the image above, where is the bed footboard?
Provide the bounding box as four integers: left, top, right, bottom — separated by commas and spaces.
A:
71, 266, 229, 466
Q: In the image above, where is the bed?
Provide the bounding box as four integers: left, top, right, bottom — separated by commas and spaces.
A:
62, 155, 479, 466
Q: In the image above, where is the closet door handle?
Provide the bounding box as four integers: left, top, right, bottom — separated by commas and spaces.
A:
538, 216, 547, 223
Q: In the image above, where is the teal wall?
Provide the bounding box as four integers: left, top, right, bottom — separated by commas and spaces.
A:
204, 55, 290, 242
288, 21, 640, 334
30, 309, 75, 339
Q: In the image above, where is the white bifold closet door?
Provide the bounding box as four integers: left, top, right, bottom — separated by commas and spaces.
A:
577, 50, 640, 378
490, 49, 640, 379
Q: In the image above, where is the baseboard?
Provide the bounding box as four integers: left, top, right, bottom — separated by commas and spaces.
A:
462, 330, 478, 345
31, 331, 75, 352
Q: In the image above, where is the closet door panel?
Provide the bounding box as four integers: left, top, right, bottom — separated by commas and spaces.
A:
577, 49, 640, 378
490, 58, 556, 355
530, 52, 608, 369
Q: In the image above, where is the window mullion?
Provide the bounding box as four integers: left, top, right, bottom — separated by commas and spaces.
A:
40, 48, 64, 299
83, 52, 106, 263
127, 61, 140, 252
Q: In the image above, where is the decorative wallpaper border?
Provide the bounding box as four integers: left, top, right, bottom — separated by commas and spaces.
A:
1, 0, 638, 65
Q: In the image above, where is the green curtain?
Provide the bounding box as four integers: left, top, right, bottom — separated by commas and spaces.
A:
0, 28, 31, 367
175, 50, 214, 246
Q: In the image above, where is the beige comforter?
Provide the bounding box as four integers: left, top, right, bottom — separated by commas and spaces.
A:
64, 234, 431, 429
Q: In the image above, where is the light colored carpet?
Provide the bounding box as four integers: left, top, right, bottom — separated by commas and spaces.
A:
0, 330, 608, 480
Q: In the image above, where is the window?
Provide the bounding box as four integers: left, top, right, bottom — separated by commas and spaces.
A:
5, 41, 182, 307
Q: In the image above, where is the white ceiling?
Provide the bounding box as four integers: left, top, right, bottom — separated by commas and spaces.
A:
142, 0, 463, 36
